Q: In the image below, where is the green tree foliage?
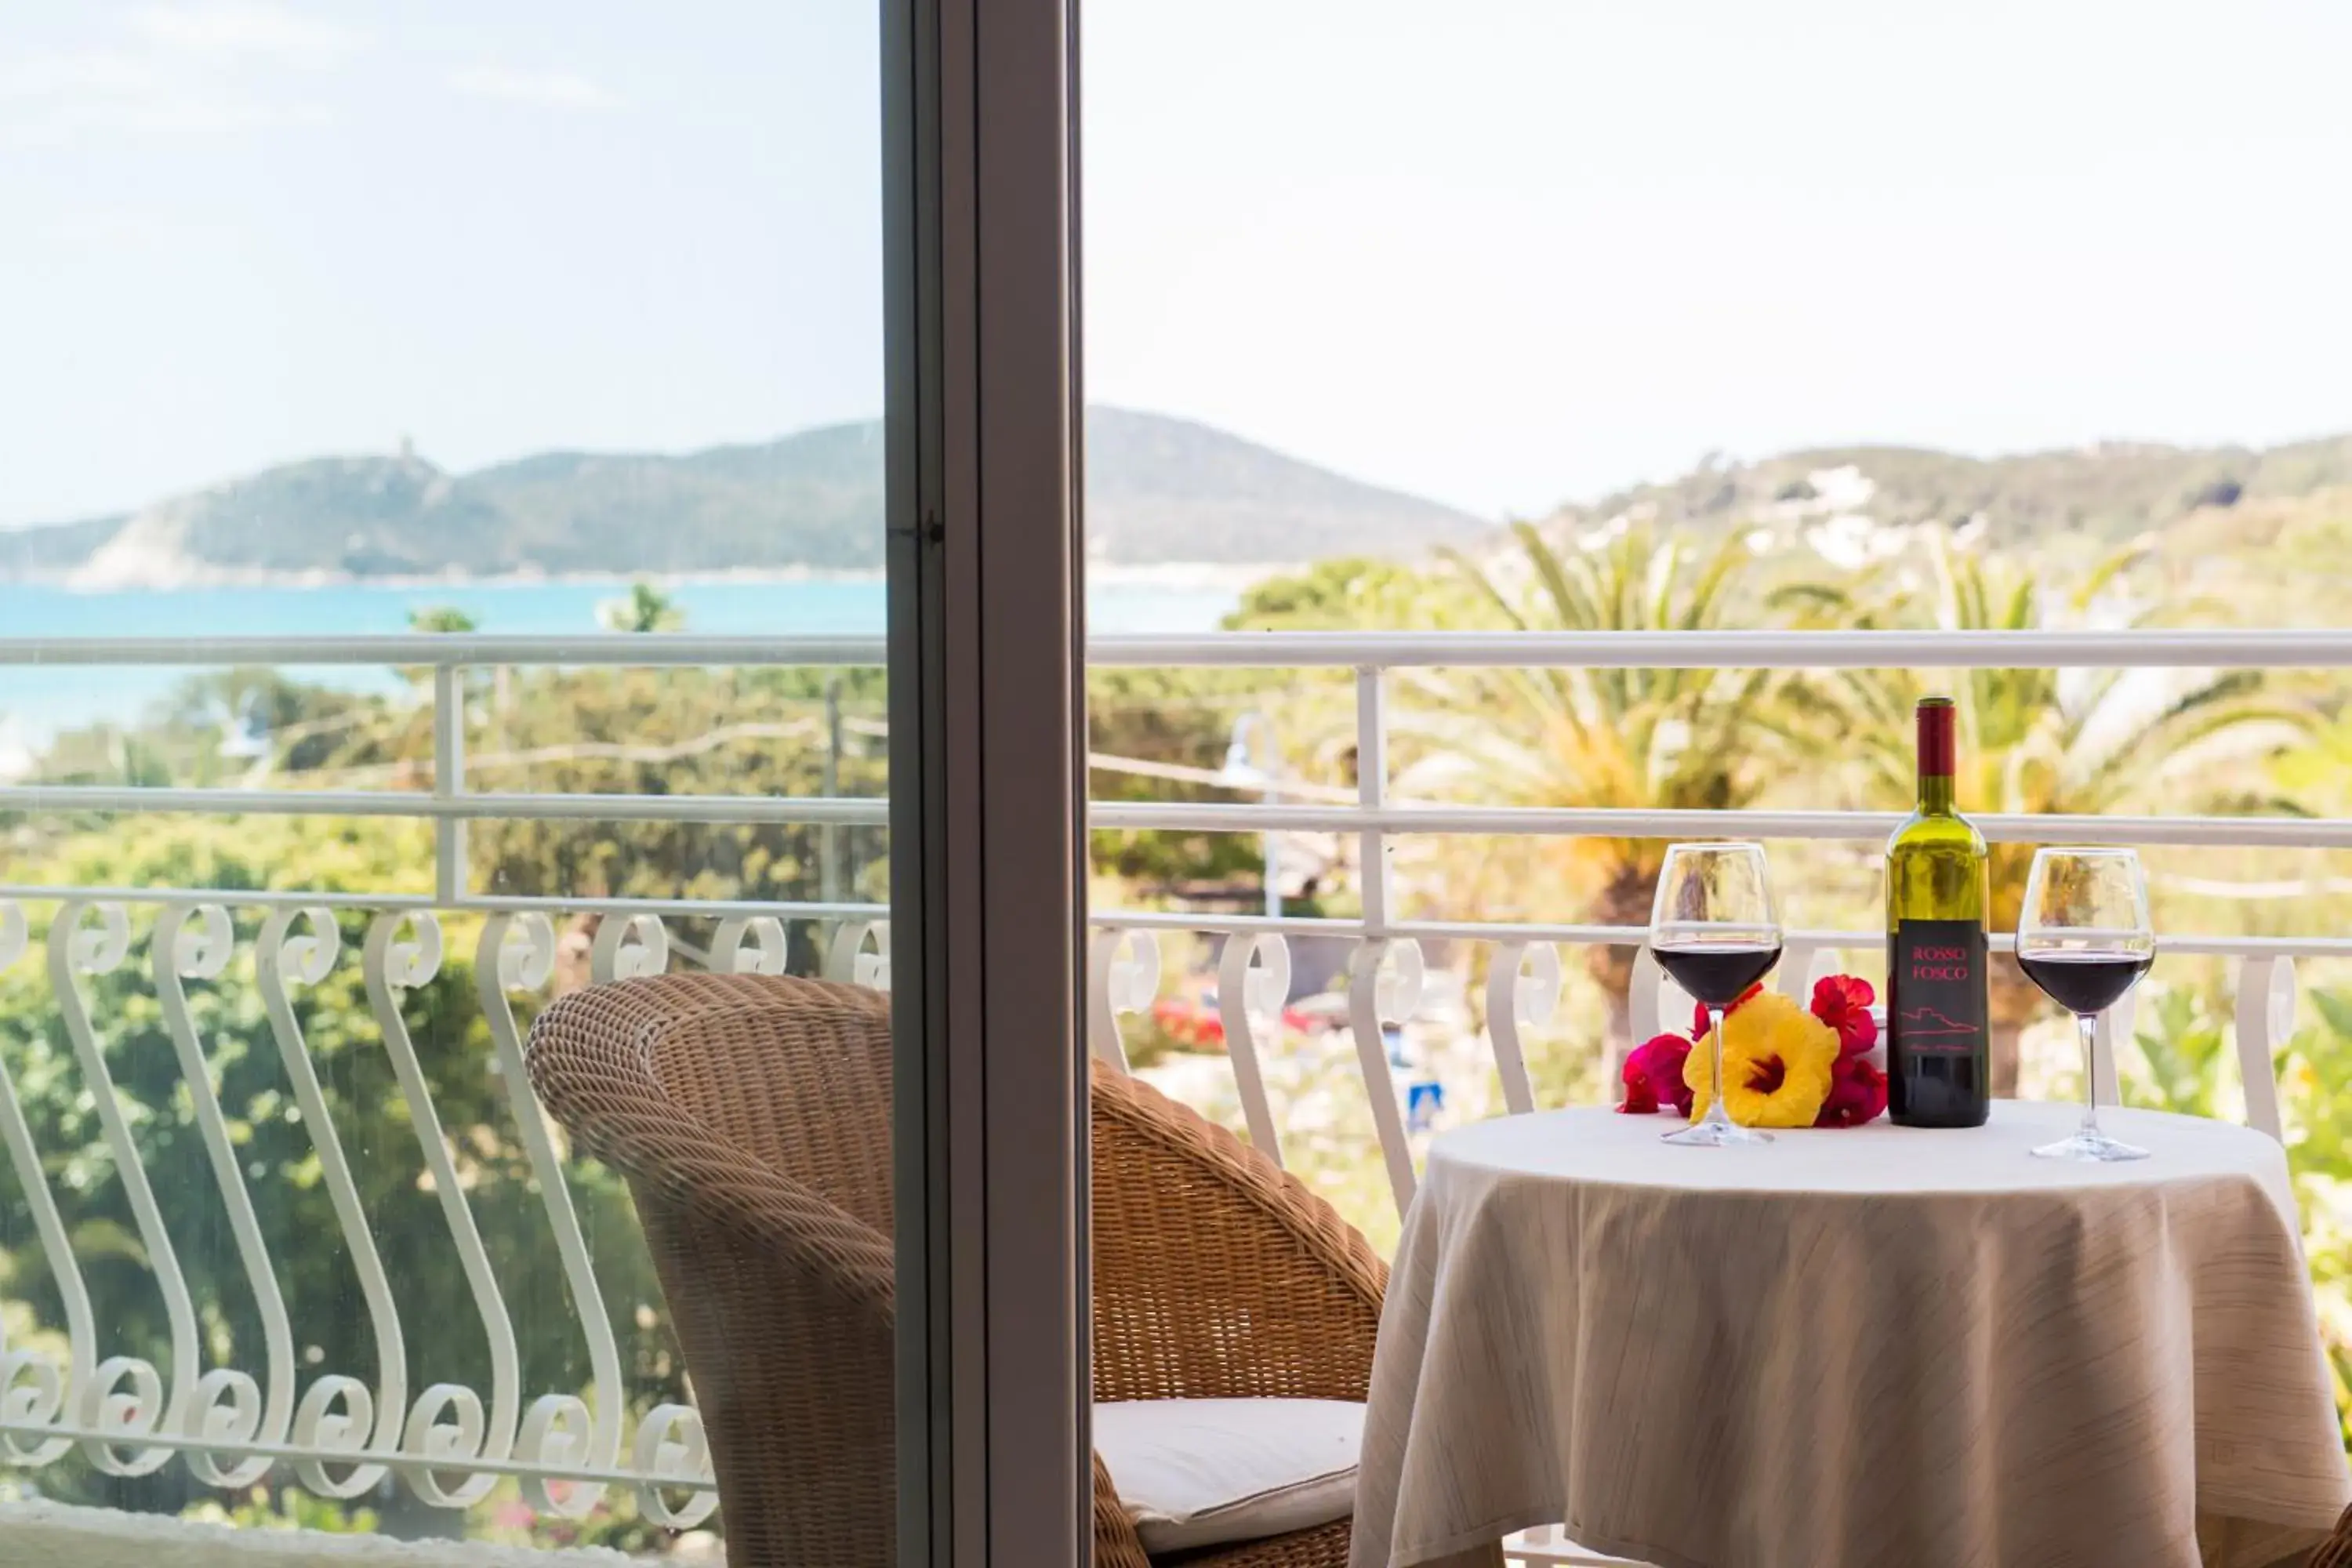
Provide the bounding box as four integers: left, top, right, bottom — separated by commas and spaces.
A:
597, 583, 687, 635
406, 607, 481, 634
1220, 556, 1433, 630
1086, 667, 1273, 898
456, 666, 885, 912
1396, 523, 1838, 1044
0, 818, 682, 1544
0, 601, 891, 1544
2126, 985, 2230, 1122
1080, 562, 1441, 908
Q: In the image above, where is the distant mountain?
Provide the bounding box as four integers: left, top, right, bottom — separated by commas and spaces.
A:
1081, 409, 1486, 564
0, 514, 122, 579
34, 414, 2342, 589
1549, 433, 2352, 553
0, 408, 1490, 586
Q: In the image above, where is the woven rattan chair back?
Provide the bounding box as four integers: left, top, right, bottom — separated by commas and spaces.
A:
638, 971, 894, 1233
529, 970, 1409, 1568
529, 972, 897, 1567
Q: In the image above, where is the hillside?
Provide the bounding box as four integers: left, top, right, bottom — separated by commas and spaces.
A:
1550, 433, 2352, 554
0, 408, 1489, 586
1081, 409, 1483, 564
0, 514, 121, 579
25, 417, 2352, 589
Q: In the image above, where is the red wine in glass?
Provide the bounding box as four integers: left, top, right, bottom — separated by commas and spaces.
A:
1653, 941, 1784, 1007
2017, 846, 2156, 1163
2015, 951, 2151, 1016
1650, 842, 1784, 1148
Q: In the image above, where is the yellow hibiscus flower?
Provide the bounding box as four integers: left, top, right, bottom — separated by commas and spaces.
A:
1683, 989, 1840, 1129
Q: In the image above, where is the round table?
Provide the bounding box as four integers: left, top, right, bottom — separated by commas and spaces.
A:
1348, 1102, 2351, 1568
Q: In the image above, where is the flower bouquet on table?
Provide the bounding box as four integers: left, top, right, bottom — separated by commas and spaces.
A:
1618, 975, 1888, 1128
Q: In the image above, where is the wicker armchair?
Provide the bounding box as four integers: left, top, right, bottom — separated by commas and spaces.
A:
2312, 1504, 2352, 1567
525, 971, 1463, 1568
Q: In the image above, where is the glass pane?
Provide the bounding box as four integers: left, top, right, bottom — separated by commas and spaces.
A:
0, 2, 891, 1557
1082, 0, 2352, 1189
1083, 8, 2352, 1559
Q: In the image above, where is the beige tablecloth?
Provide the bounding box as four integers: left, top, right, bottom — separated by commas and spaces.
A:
1351, 1102, 2350, 1568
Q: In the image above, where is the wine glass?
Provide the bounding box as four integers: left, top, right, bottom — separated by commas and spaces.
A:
1650, 842, 1784, 1148
2016, 847, 2155, 1163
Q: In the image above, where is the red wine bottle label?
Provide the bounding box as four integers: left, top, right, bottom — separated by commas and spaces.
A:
1889, 919, 1989, 1058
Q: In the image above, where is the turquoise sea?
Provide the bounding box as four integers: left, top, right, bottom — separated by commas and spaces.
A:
0, 577, 1240, 748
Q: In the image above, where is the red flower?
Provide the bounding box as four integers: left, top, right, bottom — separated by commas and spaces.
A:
1617, 1055, 1659, 1115
1690, 983, 1766, 1039
1809, 975, 1878, 1057
1814, 1056, 1888, 1127
1618, 1033, 1695, 1116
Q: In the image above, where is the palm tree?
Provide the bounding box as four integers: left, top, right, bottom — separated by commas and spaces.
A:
600, 581, 687, 633
407, 605, 479, 633
1392, 521, 1838, 1050
1821, 528, 2310, 1091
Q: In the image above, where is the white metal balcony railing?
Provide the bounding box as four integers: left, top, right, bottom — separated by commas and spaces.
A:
0, 628, 2348, 1544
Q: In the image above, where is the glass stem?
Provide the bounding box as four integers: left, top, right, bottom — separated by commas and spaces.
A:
2077, 1011, 2102, 1138
1703, 1004, 1734, 1129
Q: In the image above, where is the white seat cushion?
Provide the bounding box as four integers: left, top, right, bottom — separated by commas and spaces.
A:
1094, 1397, 1363, 1555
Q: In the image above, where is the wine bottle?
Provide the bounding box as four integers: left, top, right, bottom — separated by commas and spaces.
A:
1885, 695, 1991, 1127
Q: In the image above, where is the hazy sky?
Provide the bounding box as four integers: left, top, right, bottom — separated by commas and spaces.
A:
5, 0, 2351, 528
